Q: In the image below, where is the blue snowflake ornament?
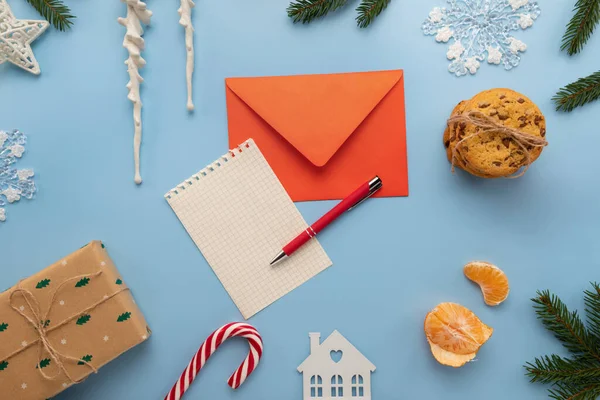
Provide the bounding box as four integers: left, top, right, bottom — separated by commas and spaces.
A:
423, 0, 541, 77
0, 130, 35, 222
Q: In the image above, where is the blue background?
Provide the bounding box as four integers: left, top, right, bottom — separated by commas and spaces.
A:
1, 0, 599, 399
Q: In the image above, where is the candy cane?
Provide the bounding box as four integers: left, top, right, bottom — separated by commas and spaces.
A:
164, 322, 263, 400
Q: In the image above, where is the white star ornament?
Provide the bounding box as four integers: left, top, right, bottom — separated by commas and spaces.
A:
0, 0, 49, 75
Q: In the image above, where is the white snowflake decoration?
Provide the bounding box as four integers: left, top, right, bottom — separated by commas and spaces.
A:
423, 0, 541, 76
0, 0, 49, 75
0, 130, 36, 222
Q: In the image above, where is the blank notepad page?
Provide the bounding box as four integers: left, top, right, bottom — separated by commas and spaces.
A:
165, 139, 332, 319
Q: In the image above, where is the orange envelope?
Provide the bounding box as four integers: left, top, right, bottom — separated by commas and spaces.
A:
225, 70, 408, 202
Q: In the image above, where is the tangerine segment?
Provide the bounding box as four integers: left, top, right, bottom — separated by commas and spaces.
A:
424, 302, 493, 355
427, 338, 476, 368
464, 261, 510, 306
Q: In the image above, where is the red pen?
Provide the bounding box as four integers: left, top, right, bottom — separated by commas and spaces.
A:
270, 176, 383, 266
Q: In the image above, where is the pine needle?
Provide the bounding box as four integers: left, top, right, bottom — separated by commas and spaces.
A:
548, 383, 600, 400
355, 0, 390, 28
561, 0, 600, 55
526, 355, 600, 385
287, 0, 349, 24
553, 71, 600, 112
24, 0, 75, 31
532, 289, 600, 362
524, 284, 600, 399
584, 283, 600, 339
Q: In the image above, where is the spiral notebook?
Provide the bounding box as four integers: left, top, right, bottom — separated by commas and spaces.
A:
165, 139, 332, 319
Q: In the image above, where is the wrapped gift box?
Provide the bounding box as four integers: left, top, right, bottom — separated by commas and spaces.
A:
0, 241, 151, 399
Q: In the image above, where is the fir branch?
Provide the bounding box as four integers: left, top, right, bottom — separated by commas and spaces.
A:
553, 71, 600, 112
548, 383, 600, 400
585, 283, 600, 339
526, 355, 600, 385
287, 0, 349, 24
355, 0, 390, 28
532, 289, 600, 362
525, 284, 600, 399
561, 0, 600, 55
24, 0, 75, 32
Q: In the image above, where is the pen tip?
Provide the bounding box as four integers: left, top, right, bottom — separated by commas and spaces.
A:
270, 251, 287, 266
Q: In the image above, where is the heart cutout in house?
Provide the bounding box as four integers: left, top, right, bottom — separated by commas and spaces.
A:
330, 350, 343, 363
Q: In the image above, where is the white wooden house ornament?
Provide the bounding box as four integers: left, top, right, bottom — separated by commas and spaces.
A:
298, 331, 376, 399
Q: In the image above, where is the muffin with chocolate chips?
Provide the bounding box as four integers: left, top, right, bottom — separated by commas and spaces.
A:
443, 88, 547, 178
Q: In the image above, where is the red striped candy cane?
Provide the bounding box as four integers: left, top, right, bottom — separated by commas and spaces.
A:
164, 322, 263, 400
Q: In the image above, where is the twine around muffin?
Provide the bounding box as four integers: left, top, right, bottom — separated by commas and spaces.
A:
447, 111, 548, 178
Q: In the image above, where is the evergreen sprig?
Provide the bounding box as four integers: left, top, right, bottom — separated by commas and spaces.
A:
287, 0, 390, 28
561, 0, 600, 55
287, 0, 349, 24
24, 0, 75, 31
553, 70, 600, 112
525, 283, 600, 399
549, 383, 600, 400
356, 0, 390, 28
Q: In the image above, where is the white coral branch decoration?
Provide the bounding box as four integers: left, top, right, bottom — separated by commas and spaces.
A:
179, 0, 195, 111
118, 0, 152, 184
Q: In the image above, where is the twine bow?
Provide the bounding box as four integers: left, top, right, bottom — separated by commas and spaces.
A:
6, 271, 128, 384
447, 111, 548, 178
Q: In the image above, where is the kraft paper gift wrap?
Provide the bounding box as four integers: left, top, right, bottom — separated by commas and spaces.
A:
0, 241, 151, 400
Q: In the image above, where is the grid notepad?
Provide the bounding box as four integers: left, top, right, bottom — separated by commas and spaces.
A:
165, 139, 332, 319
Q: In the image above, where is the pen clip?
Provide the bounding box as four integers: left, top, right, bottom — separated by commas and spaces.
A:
348, 176, 383, 211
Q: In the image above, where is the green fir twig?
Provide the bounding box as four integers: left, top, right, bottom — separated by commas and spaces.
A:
561, 0, 600, 55
287, 0, 349, 24
526, 355, 600, 385
356, 0, 390, 28
584, 283, 600, 338
525, 283, 600, 399
287, 0, 390, 27
24, 0, 75, 31
553, 71, 600, 112
549, 383, 600, 400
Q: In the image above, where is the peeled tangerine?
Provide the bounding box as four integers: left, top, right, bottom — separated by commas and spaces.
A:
464, 261, 510, 306
424, 302, 493, 367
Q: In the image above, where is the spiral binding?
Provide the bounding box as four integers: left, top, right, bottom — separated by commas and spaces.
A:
164, 139, 254, 199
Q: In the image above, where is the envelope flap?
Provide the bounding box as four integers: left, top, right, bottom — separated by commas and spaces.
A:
226, 70, 403, 167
